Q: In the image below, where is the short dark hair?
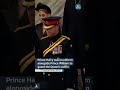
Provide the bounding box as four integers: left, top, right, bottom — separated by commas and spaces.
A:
35, 2, 51, 14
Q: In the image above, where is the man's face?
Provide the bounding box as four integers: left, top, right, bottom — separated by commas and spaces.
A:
38, 9, 50, 22
27, 6, 35, 25
45, 25, 59, 37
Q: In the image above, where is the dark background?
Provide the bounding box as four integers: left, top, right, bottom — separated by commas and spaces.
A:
0, 0, 19, 75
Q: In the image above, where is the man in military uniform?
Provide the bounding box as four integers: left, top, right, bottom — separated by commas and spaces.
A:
62, 0, 95, 90
35, 16, 75, 90
38, 16, 72, 58
15, 0, 39, 75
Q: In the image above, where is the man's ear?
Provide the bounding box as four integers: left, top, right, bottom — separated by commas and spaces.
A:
55, 25, 60, 30
59, 17, 63, 28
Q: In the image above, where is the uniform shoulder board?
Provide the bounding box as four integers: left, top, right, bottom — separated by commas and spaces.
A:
14, 24, 32, 32
41, 36, 49, 40
61, 35, 70, 40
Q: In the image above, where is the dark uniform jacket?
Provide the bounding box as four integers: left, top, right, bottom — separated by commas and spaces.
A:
35, 33, 75, 90
37, 33, 72, 58
62, 0, 96, 74
62, 0, 88, 69
14, 23, 46, 75
62, 0, 97, 90
15, 25, 40, 75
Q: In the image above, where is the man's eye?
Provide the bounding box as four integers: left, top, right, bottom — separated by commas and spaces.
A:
42, 14, 45, 17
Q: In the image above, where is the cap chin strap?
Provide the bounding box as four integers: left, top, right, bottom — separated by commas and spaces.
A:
43, 25, 55, 29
